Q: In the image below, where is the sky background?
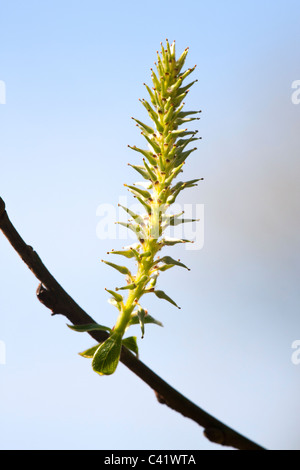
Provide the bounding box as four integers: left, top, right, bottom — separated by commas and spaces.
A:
0, 0, 300, 450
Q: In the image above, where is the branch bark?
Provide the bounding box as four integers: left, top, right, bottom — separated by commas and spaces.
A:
0, 197, 265, 450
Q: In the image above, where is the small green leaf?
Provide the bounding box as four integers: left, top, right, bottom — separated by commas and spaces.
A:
143, 82, 157, 107
168, 76, 183, 94
154, 290, 181, 309
79, 344, 100, 358
116, 221, 145, 238
170, 178, 201, 199
162, 211, 184, 222
143, 159, 157, 182
147, 274, 159, 289
177, 117, 200, 125
125, 184, 151, 200
140, 99, 164, 132
158, 264, 175, 272
167, 217, 198, 227
161, 212, 198, 229
169, 128, 189, 137
156, 52, 164, 77
140, 250, 152, 258
116, 282, 137, 291
158, 256, 190, 271
92, 333, 122, 376
176, 135, 199, 150
176, 48, 189, 72
102, 260, 131, 276
141, 133, 161, 155
131, 117, 155, 135
107, 249, 136, 259
128, 163, 149, 180
161, 237, 193, 246
105, 289, 123, 303
128, 145, 157, 165
128, 312, 163, 328
173, 91, 190, 108
137, 308, 146, 338
67, 323, 111, 333
137, 274, 149, 286
129, 247, 142, 262
134, 195, 152, 215
165, 38, 172, 58
177, 81, 199, 95
150, 69, 160, 91
164, 163, 185, 186
118, 204, 145, 226
180, 65, 197, 81
122, 336, 139, 357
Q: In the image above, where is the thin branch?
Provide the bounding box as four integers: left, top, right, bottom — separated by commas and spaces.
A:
0, 197, 265, 450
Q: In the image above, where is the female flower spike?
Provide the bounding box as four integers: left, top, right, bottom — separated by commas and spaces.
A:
79, 41, 202, 375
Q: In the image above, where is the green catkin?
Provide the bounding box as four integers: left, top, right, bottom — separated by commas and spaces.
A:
78, 41, 202, 375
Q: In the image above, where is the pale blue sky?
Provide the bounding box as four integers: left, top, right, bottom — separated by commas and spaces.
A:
0, 0, 300, 450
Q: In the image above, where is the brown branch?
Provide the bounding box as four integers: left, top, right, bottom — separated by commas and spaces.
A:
0, 197, 265, 450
